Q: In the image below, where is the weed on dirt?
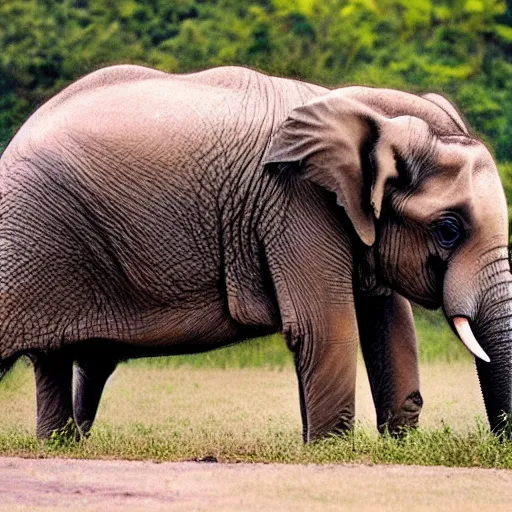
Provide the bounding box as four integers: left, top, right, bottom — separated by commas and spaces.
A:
0, 422, 512, 468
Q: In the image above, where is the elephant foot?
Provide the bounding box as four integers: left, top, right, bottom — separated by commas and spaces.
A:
76, 419, 94, 438
38, 417, 80, 443
308, 410, 355, 441
329, 417, 355, 438
378, 391, 424, 436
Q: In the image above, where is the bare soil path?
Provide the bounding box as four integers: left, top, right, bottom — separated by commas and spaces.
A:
1, 456, 512, 512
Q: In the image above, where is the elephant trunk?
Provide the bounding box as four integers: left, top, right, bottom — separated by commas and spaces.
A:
473, 287, 512, 433
444, 251, 512, 434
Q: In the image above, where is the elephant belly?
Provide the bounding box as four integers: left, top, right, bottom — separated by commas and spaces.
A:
117, 301, 244, 354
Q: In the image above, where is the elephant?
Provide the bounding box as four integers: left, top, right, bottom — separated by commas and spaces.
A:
0, 64, 511, 442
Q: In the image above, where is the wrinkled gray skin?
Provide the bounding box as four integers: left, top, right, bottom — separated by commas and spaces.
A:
0, 66, 511, 441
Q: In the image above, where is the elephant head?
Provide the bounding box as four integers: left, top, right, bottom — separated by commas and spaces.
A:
265, 87, 512, 434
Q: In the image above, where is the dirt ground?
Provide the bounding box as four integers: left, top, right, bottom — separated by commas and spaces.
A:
1, 457, 512, 511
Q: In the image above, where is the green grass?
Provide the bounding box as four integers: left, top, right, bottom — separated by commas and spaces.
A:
131, 333, 293, 369
414, 309, 470, 363
0, 423, 511, 468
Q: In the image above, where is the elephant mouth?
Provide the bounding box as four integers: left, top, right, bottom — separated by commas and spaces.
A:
451, 316, 490, 363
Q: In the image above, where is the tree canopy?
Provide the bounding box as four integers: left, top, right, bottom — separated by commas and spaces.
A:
1, 0, 511, 164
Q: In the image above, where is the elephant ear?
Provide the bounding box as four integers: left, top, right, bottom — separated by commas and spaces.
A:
264, 91, 428, 246
422, 93, 469, 135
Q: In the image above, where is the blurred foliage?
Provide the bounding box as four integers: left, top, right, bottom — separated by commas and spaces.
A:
0, 0, 511, 161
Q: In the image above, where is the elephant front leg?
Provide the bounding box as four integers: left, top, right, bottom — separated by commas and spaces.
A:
287, 305, 359, 442
356, 291, 423, 434
73, 355, 117, 436
31, 351, 74, 439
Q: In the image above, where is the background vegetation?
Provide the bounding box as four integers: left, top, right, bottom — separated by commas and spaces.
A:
2, 0, 512, 156
1, 0, 511, 363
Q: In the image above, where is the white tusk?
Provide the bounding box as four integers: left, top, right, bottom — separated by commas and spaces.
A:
453, 317, 490, 363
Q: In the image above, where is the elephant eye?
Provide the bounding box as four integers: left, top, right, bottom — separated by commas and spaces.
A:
432, 217, 462, 249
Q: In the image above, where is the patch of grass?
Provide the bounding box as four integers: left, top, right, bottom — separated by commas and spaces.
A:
0, 423, 511, 468
0, 358, 32, 392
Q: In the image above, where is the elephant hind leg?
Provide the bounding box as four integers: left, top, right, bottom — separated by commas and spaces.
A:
73, 354, 117, 436
30, 350, 74, 440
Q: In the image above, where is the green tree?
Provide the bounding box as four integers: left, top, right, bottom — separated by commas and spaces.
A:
1, 0, 511, 160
